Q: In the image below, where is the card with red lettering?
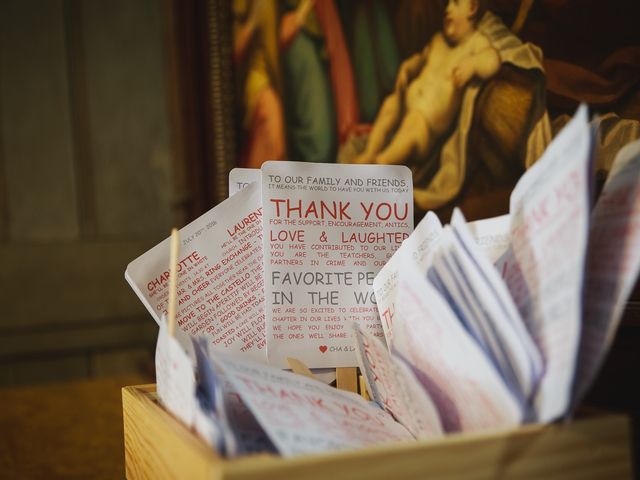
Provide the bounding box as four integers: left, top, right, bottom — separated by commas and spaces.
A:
573, 138, 640, 404
373, 211, 442, 345
430, 210, 542, 408
126, 183, 267, 362
210, 351, 414, 457
393, 263, 522, 432
352, 323, 444, 440
192, 338, 275, 456
503, 104, 592, 422
261, 161, 413, 368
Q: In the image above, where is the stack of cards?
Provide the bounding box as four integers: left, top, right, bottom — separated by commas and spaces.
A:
125, 105, 640, 457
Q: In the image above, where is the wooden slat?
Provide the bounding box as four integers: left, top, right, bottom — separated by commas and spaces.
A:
287, 357, 318, 381
335, 367, 358, 393
358, 375, 369, 400
223, 416, 633, 480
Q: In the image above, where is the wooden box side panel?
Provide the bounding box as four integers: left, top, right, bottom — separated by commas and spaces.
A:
123, 385, 633, 480
224, 415, 633, 480
122, 385, 222, 480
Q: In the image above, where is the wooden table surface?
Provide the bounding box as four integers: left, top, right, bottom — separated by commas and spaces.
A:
0, 375, 149, 479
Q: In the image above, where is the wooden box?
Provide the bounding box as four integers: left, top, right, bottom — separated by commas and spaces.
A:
122, 384, 633, 479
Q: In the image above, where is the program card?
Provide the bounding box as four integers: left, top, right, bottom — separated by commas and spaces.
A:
229, 168, 260, 197
126, 183, 266, 362
261, 161, 413, 368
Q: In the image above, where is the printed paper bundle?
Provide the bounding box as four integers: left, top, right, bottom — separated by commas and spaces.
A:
126, 106, 640, 457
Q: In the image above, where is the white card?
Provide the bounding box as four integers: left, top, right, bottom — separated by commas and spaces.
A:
261, 161, 413, 367
191, 338, 226, 450
211, 352, 414, 457
353, 323, 444, 440
573, 139, 640, 402
444, 210, 542, 406
126, 183, 267, 362
193, 339, 275, 456
229, 168, 260, 197
373, 211, 442, 344
393, 264, 522, 432
466, 214, 511, 264
216, 374, 277, 457
504, 104, 593, 422
155, 316, 197, 428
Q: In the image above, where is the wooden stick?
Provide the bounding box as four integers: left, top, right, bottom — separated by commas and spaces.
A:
287, 357, 318, 382
167, 228, 179, 337
335, 367, 358, 393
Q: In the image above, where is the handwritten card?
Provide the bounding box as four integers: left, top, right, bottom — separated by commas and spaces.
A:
373, 211, 443, 344
393, 263, 522, 433
126, 183, 267, 362
353, 323, 444, 440
261, 161, 413, 367
504, 105, 593, 422
211, 351, 414, 457
573, 139, 640, 403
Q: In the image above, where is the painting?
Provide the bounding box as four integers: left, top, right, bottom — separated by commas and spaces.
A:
210, 0, 640, 220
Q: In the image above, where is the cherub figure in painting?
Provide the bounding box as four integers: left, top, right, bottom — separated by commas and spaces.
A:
353, 0, 500, 166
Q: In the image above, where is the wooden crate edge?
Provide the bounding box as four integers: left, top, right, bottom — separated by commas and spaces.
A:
122, 385, 223, 479
123, 384, 634, 480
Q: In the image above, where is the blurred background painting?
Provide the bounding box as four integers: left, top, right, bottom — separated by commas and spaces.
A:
228, 0, 640, 220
